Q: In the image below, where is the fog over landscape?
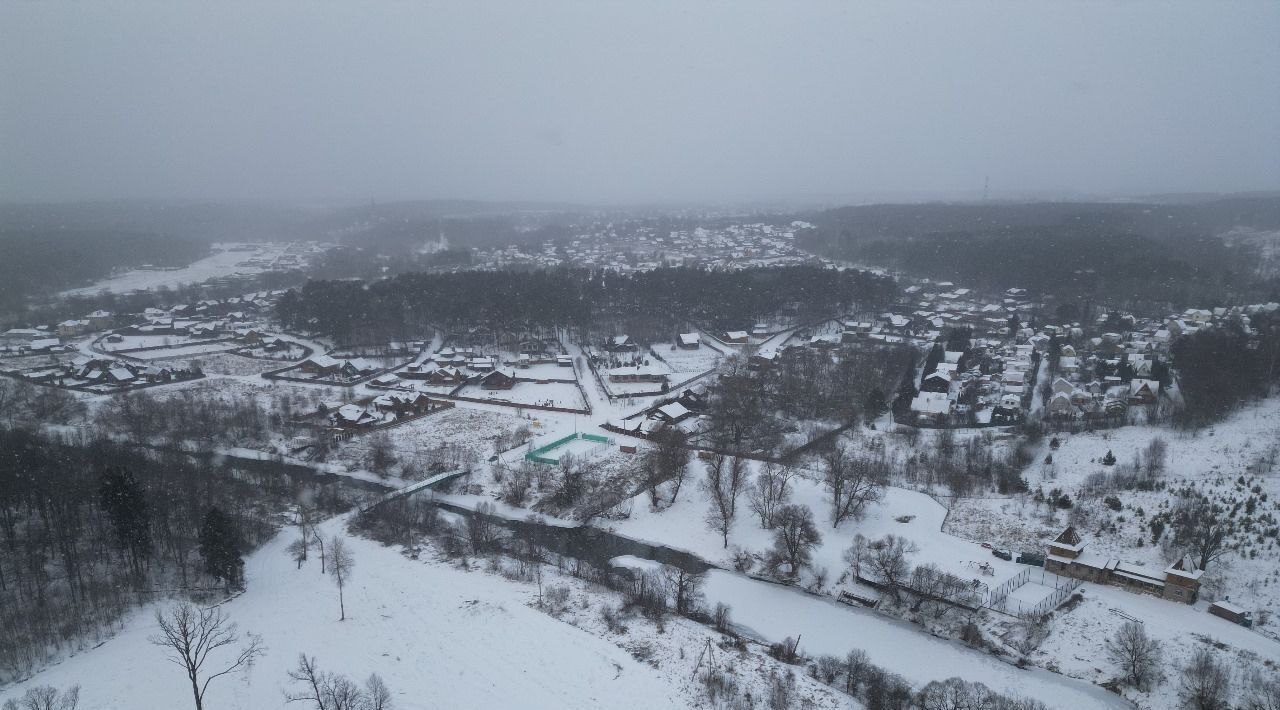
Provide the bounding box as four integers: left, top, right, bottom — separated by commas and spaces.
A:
2, 1, 1277, 205
7, 4, 1280, 710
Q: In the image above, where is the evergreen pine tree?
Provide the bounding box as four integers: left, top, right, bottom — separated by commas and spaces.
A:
98, 467, 152, 576
199, 508, 245, 591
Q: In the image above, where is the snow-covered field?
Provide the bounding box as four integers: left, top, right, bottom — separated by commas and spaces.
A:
61, 243, 299, 297
129, 341, 241, 360
946, 396, 1280, 616
1034, 581, 1280, 709
608, 461, 1028, 594
0, 519, 694, 710
455, 381, 587, 410
654, 344, 722, 374
702, 571, 1126, 709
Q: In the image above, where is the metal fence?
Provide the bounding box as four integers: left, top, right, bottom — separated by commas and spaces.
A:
986, 568, 1080, 619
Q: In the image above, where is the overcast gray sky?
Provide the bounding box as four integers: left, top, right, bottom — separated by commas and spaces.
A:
2, 1, 1277, 205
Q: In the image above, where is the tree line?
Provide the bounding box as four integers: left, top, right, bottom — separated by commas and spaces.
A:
1172, 313, 1280, 427
0, 428, 354, 683
275, 265, 897, 344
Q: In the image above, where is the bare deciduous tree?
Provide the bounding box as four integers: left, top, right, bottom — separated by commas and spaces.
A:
643, 428, 689, 508
703, 454, 748, 547
822, 445, 886, 528
1246, 671, 1280, 710
149, 602, 264, 710
1, 685, 80, 710
1106, 621, 1161, 691
867, 535, 917, 602
842, 534, 870, 582
769, 504, 821, 576
661, 566, 706, 617
748, 462, 794, 529
1180, 647, 1231, 710
1173, 495, 1230, 571
286, 654, 394, 710
330, 537, 355, 621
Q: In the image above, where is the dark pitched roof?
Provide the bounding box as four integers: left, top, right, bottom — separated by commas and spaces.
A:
1054, 527, 1082, 546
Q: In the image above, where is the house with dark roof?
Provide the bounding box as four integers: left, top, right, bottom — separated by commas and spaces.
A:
1044, 527, 1200, 604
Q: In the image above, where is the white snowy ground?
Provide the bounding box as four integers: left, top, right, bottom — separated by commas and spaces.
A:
1033, 582, 1280, 709
0, 520, 693, 710
60, 244, 291, 297
607, 462, 1029, 595
701, 571, 1126, 709
454, 381, 587, 410
947, 395, 1280, 615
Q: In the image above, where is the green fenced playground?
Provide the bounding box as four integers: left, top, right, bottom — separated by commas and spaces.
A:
524, 432, 615, 465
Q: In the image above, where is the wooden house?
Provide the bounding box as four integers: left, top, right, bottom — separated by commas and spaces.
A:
479, 368, 517, 390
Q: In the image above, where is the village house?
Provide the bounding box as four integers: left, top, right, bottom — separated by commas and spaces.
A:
607, 364, 669, 384
1128, 378, 1160, 405
607, 335, 636, 352
723, 330, 749, 344
1044, 527, 1200, 604
651, 401, 692, 424
921, 370, 952, 395
331, 404, 379, 429
299, 354, 341, 376
479, 368, 517, 390
85, 310, 114, 329
372, 391, 445, 417
57, 319, 91, 338
677, 332, 700, 349
909, 391, 951, 422
421, 366, 467, 386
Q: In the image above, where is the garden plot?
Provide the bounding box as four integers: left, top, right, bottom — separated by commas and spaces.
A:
508, 361, 576, 381
169, 352, 281, 376
652, 344, 722, 374
456, 381, 587, 411
99, 333, 213, 352
331, 406, 529, 474
128, 341, 241, 360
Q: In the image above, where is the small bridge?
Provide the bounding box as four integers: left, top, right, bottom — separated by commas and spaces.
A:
359, 469, 470, 513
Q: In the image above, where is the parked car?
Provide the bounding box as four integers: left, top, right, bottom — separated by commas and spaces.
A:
991, 548, 1013, 561
1016, 551, 1045, 566
979, 542, 993, 549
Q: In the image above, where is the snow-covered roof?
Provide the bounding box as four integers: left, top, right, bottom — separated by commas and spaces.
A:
910, 391, 950, 414
657, 402, 690, 420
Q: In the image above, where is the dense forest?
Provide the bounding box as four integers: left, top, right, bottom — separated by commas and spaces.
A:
1172, 312, 1280, 427
0, 429, 356, 683
798, 197, 1280, 310
276, 265, 897, 343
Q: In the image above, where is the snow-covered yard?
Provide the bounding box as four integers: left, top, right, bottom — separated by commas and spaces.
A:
0, 520, 694, 710
1033, 581, 1280, 708
946, 396, 1280, 618
455, 381, 587, 411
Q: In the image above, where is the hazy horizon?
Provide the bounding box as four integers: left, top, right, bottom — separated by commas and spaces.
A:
3, 1, 1278, 205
